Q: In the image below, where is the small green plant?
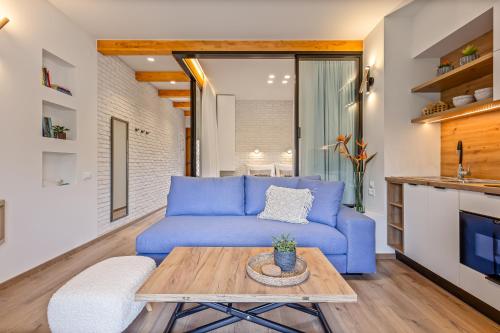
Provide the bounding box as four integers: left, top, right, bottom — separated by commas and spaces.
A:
462, 44, 478, 56
272, 234, 296, 253
52, 125, 69, 136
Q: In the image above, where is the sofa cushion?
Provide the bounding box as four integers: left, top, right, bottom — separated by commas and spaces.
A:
244, 175, 321, 215
166, 176, 245, 216
136, 215, 347, 255
297, 179, 345, 227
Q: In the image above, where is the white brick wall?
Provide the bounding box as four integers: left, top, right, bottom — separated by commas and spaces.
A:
97, 55, 185, 233
233, 100, 293, 175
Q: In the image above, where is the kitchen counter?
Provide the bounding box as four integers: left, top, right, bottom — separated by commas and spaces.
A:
385, 176, 500, 196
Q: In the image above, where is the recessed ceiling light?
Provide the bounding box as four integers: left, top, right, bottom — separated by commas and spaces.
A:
267, 80, 274, 84
282, 80, 288, 84
284, 75, 291, 79
147, 57, 155, 62
170, 81, 176, 84
268, 74, 275, 79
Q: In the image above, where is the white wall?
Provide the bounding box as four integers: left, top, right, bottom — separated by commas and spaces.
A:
97, 55, 185, 233
0, 0, 98, 282
412, 0, 495, 57
231, 100, 293, 176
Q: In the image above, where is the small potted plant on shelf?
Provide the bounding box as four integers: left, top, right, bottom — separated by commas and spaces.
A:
272, 233, 297, 272
460, 44, 479, 66
52, 125, 69, 140
437, 60, 453, 76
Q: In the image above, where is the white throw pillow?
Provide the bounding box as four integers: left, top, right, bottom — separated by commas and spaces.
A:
258, 185, 314, 224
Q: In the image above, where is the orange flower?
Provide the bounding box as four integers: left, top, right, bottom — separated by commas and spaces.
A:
336, 134, 346, 143
356, 139, 367, 149
357, 151, 368, 161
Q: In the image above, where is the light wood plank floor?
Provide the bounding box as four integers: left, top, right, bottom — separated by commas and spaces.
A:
0, 211, 498, 333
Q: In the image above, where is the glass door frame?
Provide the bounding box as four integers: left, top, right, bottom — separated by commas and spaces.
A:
173, 51, 363, 177
294, 54, 363, 176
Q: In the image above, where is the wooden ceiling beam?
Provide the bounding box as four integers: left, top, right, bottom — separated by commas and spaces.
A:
135, 71, 189, 82
97, 40, 363, 55
158, 90, 191, 98
184, 110, 191, 117
173, 101, 191, 109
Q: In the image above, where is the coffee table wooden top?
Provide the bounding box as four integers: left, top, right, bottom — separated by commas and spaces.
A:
136, 247, 357, 303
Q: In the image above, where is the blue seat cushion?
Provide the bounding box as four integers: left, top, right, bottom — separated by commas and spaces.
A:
244, 175, 321, 215
297, 179, 345, 227
136, 215, 347, 255
166, 176, 245, 216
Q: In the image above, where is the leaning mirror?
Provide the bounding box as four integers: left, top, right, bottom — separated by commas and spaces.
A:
111, 117, 129, 221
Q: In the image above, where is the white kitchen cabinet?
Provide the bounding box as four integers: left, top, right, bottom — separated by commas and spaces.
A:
460, 188, 500, 218
459, 264, 500, 310
426, 187, 460, 284
403, 184, 429, 264
404, 184, 460, 284
216, 95, 236, 171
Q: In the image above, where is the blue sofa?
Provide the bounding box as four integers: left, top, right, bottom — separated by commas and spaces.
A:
136, 176, 376, 274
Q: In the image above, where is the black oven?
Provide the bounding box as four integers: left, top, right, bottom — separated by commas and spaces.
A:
460, 211, 500, 285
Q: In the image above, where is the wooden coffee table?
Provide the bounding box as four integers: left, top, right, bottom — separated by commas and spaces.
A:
136, 247, 357, 333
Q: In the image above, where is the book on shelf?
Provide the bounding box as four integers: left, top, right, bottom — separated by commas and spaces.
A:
42, 67, 51, 87
42, 117, 53, 138
51, 85, 73, 96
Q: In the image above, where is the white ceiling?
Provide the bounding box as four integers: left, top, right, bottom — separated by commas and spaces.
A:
48, 0, 404, 40
201, 59, 294, 100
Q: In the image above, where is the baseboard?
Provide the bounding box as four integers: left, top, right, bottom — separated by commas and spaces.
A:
0, 206, 165, 290
396, 252, 500, 324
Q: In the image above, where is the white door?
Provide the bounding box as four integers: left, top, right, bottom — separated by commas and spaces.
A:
427, 187, 460, 284
403, 184, 429, 263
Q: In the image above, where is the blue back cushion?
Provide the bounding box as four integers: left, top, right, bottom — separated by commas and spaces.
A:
167, 176, 245, 216
244, 175, 321, 215
297, 179, 345, 227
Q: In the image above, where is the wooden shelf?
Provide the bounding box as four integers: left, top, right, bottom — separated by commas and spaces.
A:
411, 52, 493, 93
389, 202, 403, 208
411, 98, 500, 124
389, 223, 403, 231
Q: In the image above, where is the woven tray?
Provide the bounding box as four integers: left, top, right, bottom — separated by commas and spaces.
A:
246, 252, 309, 287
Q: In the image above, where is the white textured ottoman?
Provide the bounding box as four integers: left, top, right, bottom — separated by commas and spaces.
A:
48, 256, 156, 333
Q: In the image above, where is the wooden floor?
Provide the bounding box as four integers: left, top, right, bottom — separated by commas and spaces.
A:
0, 211, 498, 333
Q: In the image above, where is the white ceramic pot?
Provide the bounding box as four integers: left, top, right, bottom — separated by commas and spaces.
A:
452, 95, 474, 107
474, 87, 493, 101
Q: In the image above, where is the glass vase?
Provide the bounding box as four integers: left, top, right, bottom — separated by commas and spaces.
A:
354, 171, 365, 213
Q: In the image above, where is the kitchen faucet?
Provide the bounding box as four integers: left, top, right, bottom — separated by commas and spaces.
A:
457, 140, 471, 181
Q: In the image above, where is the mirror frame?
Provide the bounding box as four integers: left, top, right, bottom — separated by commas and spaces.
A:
110, 116, 129, 222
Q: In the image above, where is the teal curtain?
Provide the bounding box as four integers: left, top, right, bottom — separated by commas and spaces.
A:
299, 60, 359, 204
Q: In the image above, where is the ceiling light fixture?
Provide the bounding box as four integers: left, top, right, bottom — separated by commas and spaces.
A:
253, 149, 261, 154
170, 81, 176, 84
284, 75, 291, 79
268, 74, 275, 79
267, 80, 274, 84
282, 80, 288, 84
0, 16, 9, 30
147, 57, 155, 62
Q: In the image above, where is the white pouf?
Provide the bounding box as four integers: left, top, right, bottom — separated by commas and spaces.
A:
48, 256, 156, 333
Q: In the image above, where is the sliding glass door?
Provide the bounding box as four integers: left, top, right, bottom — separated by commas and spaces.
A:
297, 57, 360, 204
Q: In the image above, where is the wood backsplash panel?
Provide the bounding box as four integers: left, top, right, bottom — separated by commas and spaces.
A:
441, 111, 500, 179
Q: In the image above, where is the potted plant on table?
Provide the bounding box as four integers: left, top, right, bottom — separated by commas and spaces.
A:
272, 234, 297, 272
334, 134, 376, 213
460, 44, 479, 66
52, 125, 70, 140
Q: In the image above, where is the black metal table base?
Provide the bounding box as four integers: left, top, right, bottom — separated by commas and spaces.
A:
163, 302, 332, 333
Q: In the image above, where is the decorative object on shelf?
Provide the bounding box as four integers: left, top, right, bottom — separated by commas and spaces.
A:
334, 134, 376, 213
51, 84, 72, 96
474, 87, 493, 101
272, 233, 297, 272
459, 44, 479, 66
421, 101, 449, 116
436, 61, 453, 76
452, 94, 474, 107
246, 252, 309, 287
359, 66, 375, 94
0, 16, 9, 30
52, 125, 69, 140
42, 117, 53, 138
42, 67, 52, 87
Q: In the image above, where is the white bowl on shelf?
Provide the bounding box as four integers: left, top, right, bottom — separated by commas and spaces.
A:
474, 87, 493, 101
452, 95, 474, 107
